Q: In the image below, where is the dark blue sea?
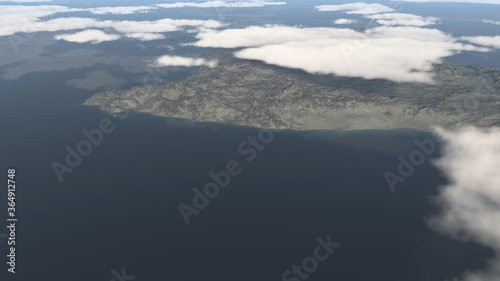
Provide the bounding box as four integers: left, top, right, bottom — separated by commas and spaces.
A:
0, 67, 494, 281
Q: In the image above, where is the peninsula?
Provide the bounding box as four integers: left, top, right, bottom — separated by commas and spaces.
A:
85, 58, 500, 131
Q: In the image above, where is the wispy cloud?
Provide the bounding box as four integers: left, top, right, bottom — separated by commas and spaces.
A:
429, 127, 500, 281
0, 10, 224, 44
55, 29, 120, 44
156, 0, 286, 8
109, 18, 224, 34
315, 2, 437, 26
0, 4, 225, 38
317, 4, 439, 27
315, 2, 394, 14
366, 13, 438, 26
87, 6, 158, 15
333, 18, 358, 24
153, 55, 217, 67
461, 35, 500, 48
483, 19, 500, 25
86, 1, 286, 14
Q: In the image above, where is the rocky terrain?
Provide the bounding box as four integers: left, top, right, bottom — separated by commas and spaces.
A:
85, 58, 500, 131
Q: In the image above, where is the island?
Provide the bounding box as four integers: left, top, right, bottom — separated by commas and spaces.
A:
84, 57, 500, 131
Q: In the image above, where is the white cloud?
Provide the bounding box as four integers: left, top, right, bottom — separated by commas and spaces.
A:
366, 13, 438, 26
87, 6, 158, 15
153, 55, 217, 67
461, 35, 500, 48
315, 2, 394, 14
429, 127, 500, 281
55, 29, 121, 44
192, 25, 365, 48
125, 32, 165, 41
66, 70, 126, 90
191, 25, 488, 82
0, 5, 225, 40
393, 0, 500, 3
157, 0, 286, 8
334, 18, 358, 24
483, 19, 500, 25
317, 3, 438, 26
109, 18, 224, 34
0, 5, 85, 37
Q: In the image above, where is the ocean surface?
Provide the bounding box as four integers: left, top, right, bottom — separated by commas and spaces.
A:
0, 67, 494, 281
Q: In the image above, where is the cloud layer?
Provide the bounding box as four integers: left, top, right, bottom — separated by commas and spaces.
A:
393, 0, 500, 4
317, 2, 440, 27
0, 4, 83, 37
50, 18, 220, 43
191, 25, 488, 82
87, 6, 158, 15
0, 6, 224, 43
157, 0, 286, 8
0, 4, 224, 39
315, 2, 394, 14
429, 127, 500, 281
1, 1, 499, 84
366, 13, 438, 26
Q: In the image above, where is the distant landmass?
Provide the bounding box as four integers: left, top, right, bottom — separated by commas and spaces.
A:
85, 57, 500, 131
